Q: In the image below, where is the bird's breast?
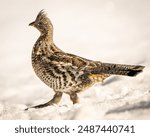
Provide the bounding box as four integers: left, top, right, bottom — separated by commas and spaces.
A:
31, 54, 81, 91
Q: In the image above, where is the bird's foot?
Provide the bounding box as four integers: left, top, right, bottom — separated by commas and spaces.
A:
25, 92, 63, 111
25, 101, 53, 111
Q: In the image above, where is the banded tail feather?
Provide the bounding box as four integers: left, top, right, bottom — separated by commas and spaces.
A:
91, 63, 145, 76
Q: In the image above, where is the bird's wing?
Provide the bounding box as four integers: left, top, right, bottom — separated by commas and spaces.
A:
40, 52, 109, 83
46, 52, 100, 71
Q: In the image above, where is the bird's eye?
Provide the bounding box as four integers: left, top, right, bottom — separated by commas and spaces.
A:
37, 22, 42, 26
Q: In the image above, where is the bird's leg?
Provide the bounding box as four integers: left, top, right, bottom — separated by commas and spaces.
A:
25, 92, 63, 110
69, 93, 79, 104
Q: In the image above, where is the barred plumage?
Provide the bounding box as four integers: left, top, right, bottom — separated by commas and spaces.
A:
25, 10, 145, 110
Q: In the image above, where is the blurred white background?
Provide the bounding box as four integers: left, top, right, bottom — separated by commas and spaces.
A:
0, 0, 150, 119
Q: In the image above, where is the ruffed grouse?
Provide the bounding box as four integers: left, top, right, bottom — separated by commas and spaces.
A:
26, 10, 145, 110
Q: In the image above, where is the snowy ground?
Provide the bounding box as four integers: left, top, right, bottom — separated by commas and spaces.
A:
0, 0, 150, 120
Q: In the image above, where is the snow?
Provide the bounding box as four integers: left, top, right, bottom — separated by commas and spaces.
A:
0, 0, 150, 120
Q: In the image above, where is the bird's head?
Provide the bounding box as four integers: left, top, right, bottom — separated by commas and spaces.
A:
29, 10, 53, 35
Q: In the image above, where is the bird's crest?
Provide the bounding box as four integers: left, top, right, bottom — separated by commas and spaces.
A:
36, 9, 48, 22
37, 10, 46, 18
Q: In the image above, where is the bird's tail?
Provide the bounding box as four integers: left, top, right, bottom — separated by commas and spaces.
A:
91, 63, 145, 76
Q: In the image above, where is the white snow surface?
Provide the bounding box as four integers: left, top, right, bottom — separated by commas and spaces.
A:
0, 0, 150, 120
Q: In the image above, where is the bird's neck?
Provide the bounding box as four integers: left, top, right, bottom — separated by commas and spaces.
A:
41, 29, 53, 43
32, 33, 63, 56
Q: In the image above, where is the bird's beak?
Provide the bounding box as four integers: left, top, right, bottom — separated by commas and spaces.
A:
29, 21, 35, 26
